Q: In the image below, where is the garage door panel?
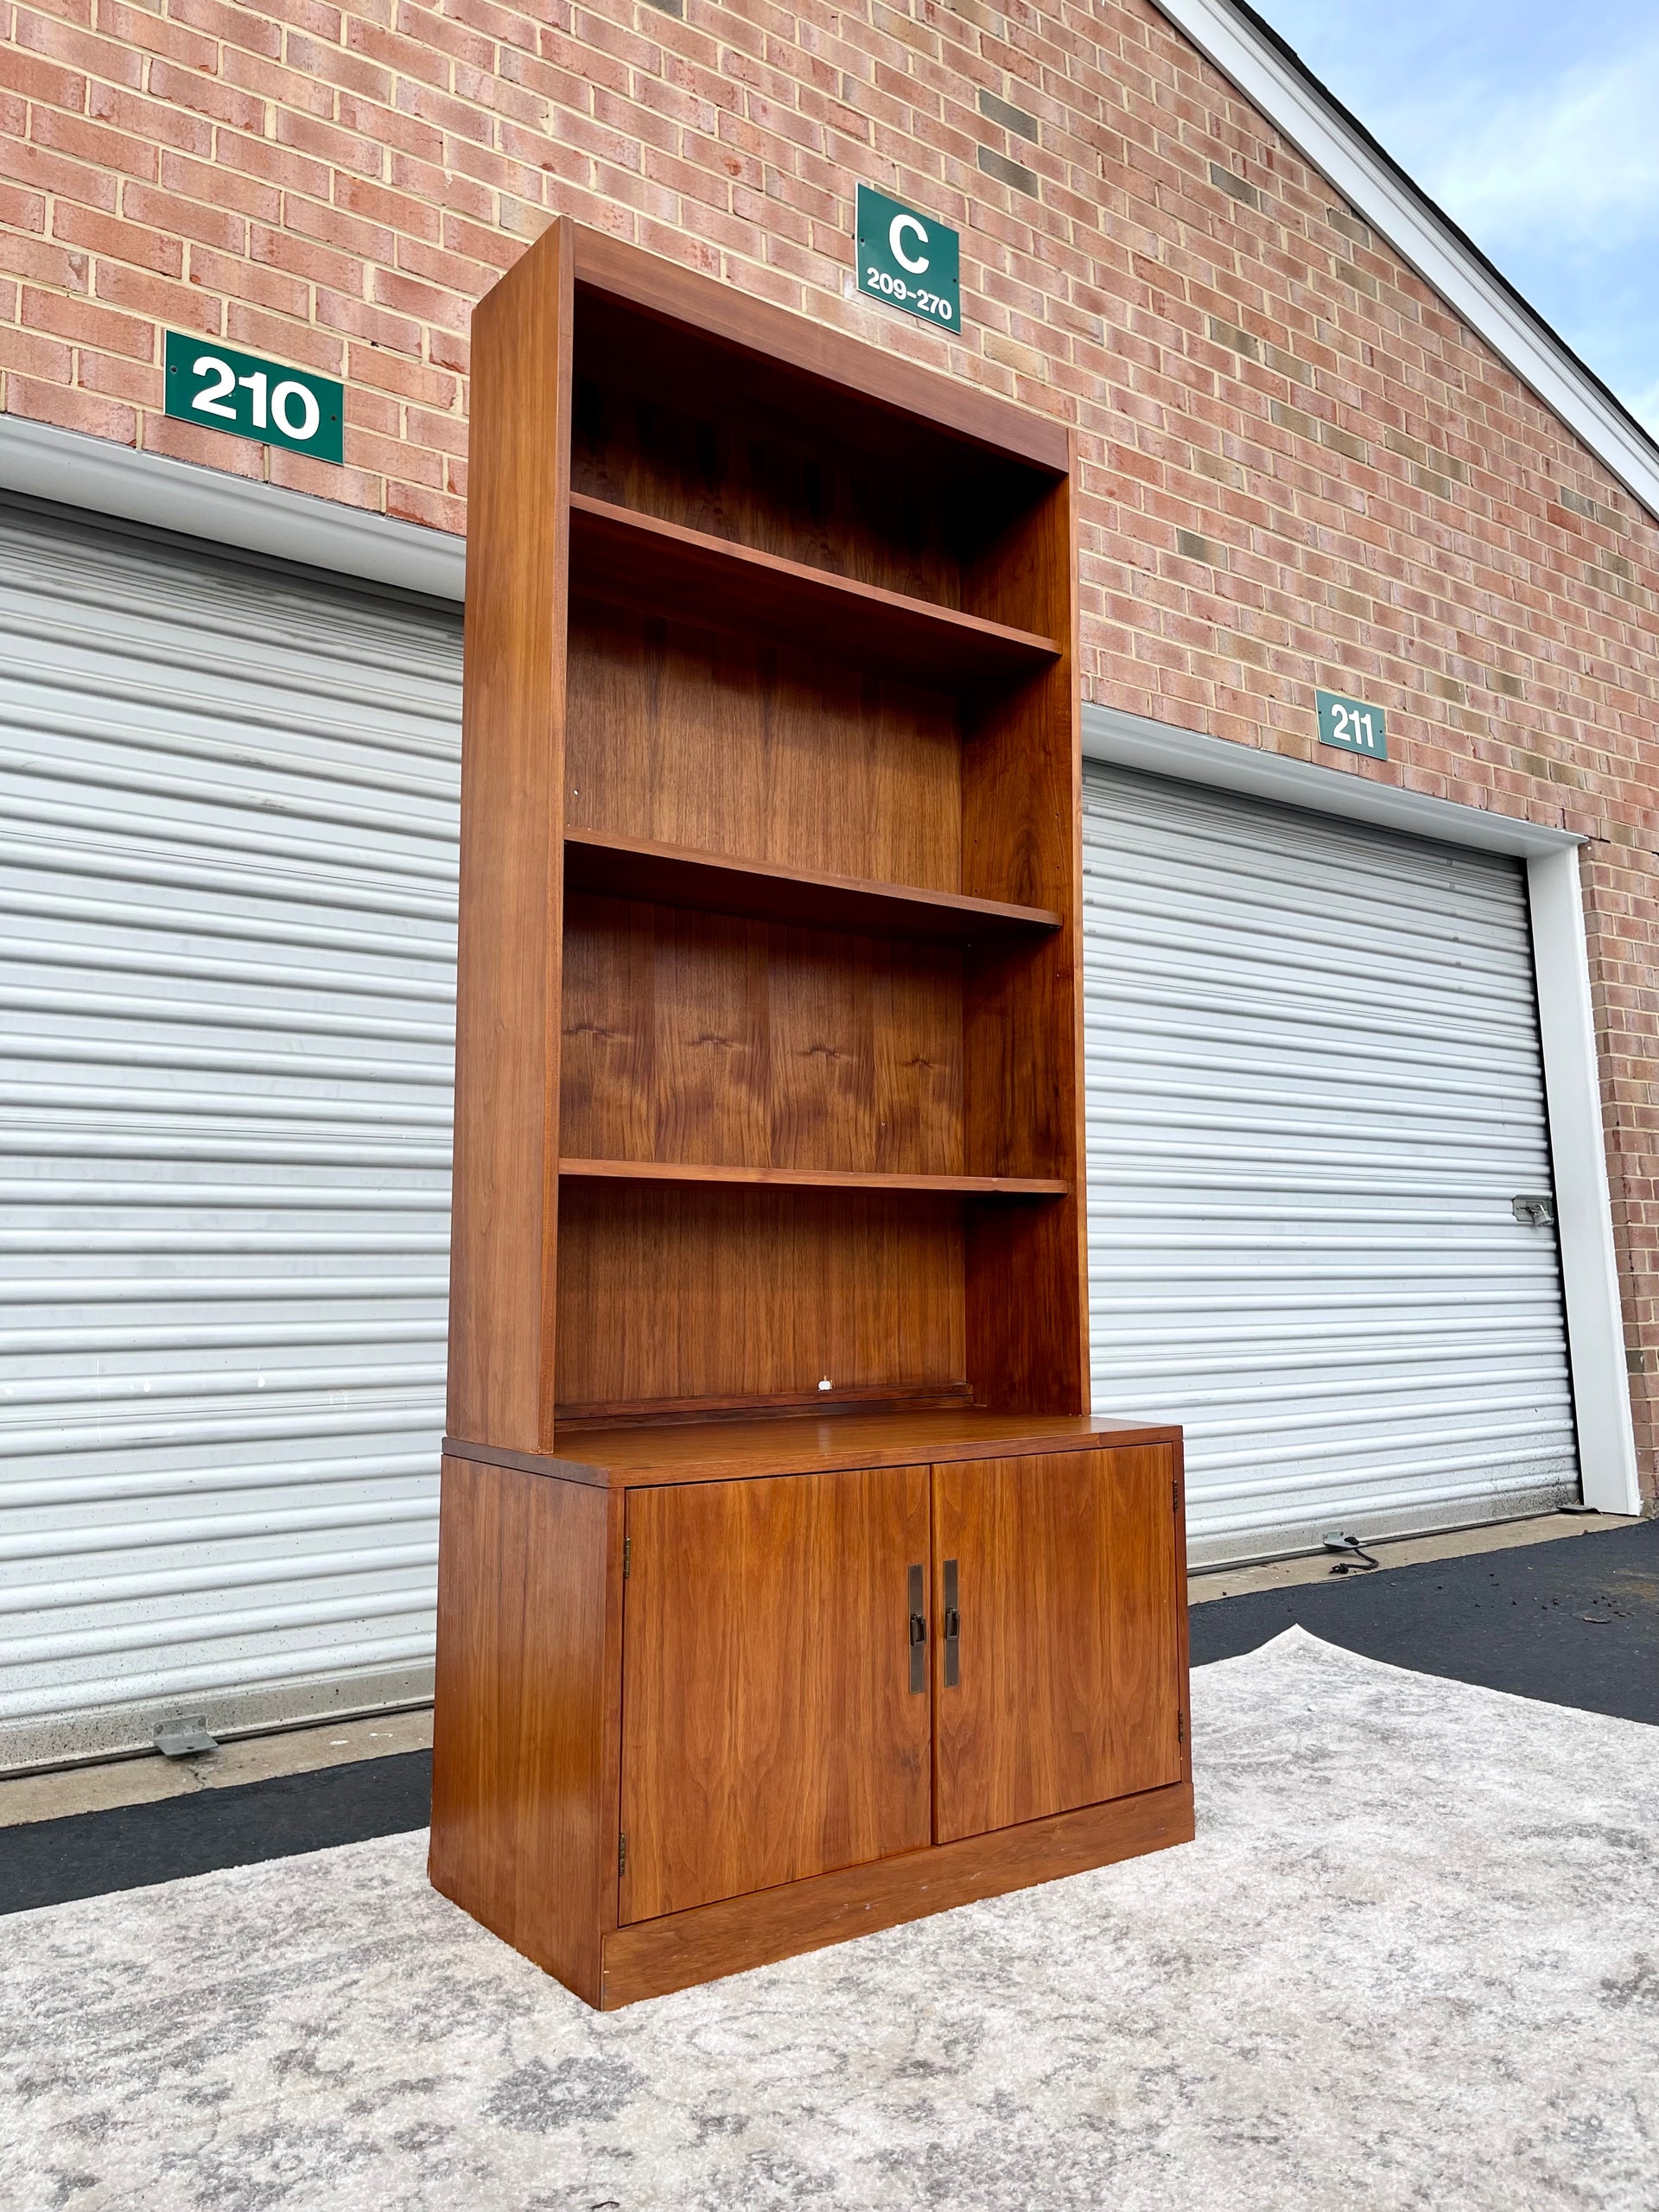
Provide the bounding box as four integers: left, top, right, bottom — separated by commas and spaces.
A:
1084, 761, 1578, 1565
0, 502, 460, 1767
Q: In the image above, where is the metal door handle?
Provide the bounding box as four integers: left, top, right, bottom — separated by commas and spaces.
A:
943, 1557, 960, 1687
907, 1563, 926, 1694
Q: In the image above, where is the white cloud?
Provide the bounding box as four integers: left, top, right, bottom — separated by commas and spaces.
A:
1419, 37, 1659, 246
1255, 1, 1659, 435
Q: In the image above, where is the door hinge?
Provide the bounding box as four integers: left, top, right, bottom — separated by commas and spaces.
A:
1177, 1709, 1185, 1746
622, 1535, 631, 1580
618, 1831, 627, 1877
1172, 1478, 1182, 1515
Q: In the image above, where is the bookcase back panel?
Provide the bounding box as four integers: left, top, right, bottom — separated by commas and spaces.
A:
570, 289, 1046, 610
554, 1181, 967, 1417
565, 601, 962, 890
561, 894, 964, 1176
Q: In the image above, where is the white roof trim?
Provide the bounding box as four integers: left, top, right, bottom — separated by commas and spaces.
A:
1081, 702, 1584, 857
0, 415, 467, 601
1152, 0, 1659, 524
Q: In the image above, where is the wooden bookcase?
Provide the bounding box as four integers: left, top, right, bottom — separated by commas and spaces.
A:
429, 219, 1192, 2009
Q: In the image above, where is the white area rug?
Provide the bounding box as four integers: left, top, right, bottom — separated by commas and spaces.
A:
4, 1630, 1657, 2211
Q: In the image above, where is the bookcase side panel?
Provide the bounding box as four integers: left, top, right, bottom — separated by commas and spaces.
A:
448, 218, 574, 1452
428, 1454, 611, 2005
961, 463, 1089, 1411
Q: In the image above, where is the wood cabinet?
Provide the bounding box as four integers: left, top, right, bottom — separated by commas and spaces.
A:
429, 220, 1192, 2008
620, 1465, 932, 1921
432, 1418, 1192, 2008
933, 1449, 1185, 1843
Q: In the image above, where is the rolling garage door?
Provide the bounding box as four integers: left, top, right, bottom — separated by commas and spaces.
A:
0, 500, 461, 1767
1082, 761, 1580, 1567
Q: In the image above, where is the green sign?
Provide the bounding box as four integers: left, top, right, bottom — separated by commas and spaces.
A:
855, 184, 959, 331
164, 332, 343, 463
1316, 687, 1387, 761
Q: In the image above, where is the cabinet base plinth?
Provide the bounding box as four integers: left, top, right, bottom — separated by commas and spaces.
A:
596, 1780, 1193, 2010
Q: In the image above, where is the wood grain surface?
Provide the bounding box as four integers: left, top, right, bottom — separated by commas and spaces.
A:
554, 1179, 967, 1418
558, 893, 966, 1177
569, 284, 1060, 595
620, 1465, 932, 1921
563, 830, 1060, 943
570, 229, 1071, 474
600, 1779, 1195, 2007
962, 454, 1089, 1414
1099, 1442, 1188, 1798
931, 1446, 1184, 1843
428, 1452, 612, 2003
552, 1383, 976, 1433
446, 215, 572, 1451
564, 595, 963, 893
524, 1408, 1182, 1485
1173, 1437, 1192, 1787
569, 493, 1058, 682
438, 228, 1185, 2017
560, 1161, 1065, 1196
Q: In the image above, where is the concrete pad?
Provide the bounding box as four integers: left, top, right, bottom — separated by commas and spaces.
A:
1187, 1508, 1637, 1604
0, 1706, 433, 1829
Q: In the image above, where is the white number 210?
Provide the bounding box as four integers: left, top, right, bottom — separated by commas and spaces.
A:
190, 353, 321, 442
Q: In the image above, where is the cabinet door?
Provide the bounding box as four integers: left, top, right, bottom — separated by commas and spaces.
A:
932, 1446, 1182, 1844
620, 1464, 931, 1923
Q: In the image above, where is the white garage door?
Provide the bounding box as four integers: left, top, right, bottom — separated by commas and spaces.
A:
0, 500, 461, 1768
1082, 760, 1580, 1567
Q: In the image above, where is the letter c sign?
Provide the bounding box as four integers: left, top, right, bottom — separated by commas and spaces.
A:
855, 183, 961, 329
888, 213, 930, 275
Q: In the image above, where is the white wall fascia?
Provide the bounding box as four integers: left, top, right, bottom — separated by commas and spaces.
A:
1081, 703, 1581, 857
0, 414, 467, 601
1149, 0, 1659, 525
1083, 702, 1642, 1516
1526, 849, 1643, 1514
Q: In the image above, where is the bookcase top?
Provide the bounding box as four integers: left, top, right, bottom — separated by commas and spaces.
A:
447, 1410, 1182, 1491
565, 219, 1072, 477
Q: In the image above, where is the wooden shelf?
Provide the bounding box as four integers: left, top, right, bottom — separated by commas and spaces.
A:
452, 1409, 1185, 1488
568, 493, 1062, 684
564, 830, 1062, 943
559, 1158, 1067, 1198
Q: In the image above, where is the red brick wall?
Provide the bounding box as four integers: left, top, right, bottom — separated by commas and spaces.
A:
3, 0, 1657, 1498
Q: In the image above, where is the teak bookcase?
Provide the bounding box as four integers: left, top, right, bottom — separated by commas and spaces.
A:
429, 219, 1192, 2009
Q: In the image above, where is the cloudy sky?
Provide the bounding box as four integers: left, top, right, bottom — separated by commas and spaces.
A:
1250, 0, 1659, 434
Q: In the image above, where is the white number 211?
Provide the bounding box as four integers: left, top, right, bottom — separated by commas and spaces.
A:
1329, 702, 1380, 753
